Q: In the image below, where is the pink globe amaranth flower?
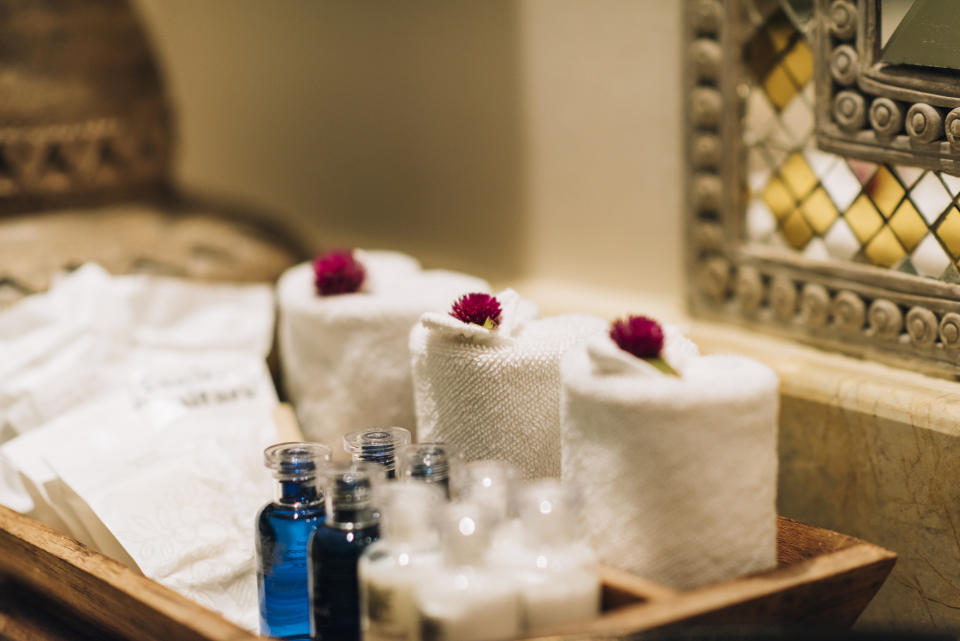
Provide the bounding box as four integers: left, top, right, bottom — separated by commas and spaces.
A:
313, 250, 365, 296
610, 315, 664, 359
450, 293, 502, 329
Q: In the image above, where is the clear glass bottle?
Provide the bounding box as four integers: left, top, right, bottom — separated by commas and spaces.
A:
396, 442, 461, 498
414, 502, 521, 641
450, 460, 519, 523
343, 427, 411, 479
256, 442, 331, 640
451, 459, 522, 551
508, 480, 600, 631
309, 461, 383, 641
359, 483, 444, 641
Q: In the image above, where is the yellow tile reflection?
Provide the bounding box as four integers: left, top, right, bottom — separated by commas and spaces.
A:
781, 210, 814, 249
845, 195, 884, 242
762, 177, 795, 220
888, 200, 928, 252
864, 227, 906, 268
800, 187, 839, 234
764, 65, 797, 110
936, 207, 960, 260
783, 40, 814, 87
780, 153, 818, 198
866, 167, 905, 217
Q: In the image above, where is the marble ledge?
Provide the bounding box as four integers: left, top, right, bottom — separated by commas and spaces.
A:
519, 276, 960, 630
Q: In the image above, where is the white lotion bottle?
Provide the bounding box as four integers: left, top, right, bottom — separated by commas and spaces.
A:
359, 483, 444, 641
506, 480, 601, 631
451, 459, 523, 552
414, 501, 522, 641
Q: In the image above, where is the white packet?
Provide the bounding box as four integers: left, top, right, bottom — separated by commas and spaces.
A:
46, 426, 269, 631
0, 355, 278, 630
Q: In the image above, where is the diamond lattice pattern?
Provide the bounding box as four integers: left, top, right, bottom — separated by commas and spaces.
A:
742, 7, 960, 281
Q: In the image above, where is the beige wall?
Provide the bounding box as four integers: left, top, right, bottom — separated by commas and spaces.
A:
134, 0, 684, 298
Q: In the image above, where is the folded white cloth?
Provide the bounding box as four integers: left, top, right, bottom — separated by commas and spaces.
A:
277, 250, 489, 447
411, 289, 606, 479
0, 263, 275, 443
561, 330, 779, 590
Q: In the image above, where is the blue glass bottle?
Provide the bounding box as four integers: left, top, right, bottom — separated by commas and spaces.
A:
309, 461, 383, 641
343, 427, 411, 479
256, 442, 331, 640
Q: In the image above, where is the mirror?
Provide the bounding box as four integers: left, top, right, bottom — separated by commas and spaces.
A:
881, 0, 960, 71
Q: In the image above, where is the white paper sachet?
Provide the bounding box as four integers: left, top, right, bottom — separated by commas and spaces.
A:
561, 329, 780, 590
47, 430, 267, 631
277, 250, 489, 446
0, 355, 278, 630
410, 289, 606, 478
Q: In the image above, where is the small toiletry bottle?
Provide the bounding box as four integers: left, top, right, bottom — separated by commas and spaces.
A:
451, 460, 521, 549
415, 502, 522, 641
256, 442, 332, 641
397, 442, 461, 498
344, 427, 412, 479
508, 480, 601, 631
309, 461, 383, 641
359, 483, 444, 641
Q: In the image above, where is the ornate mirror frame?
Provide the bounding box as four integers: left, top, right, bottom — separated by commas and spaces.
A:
816, 0, 960, 173
685, 0, 960, 377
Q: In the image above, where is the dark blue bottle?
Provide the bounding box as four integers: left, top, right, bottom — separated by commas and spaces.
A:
309, 461, 382, 641
256, 442, 331, 640
343, 427, 411, 479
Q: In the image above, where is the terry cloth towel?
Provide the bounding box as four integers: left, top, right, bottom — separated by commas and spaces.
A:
561, 330, 779, 590
410, 289, 606, 479
277, 250, 489, 446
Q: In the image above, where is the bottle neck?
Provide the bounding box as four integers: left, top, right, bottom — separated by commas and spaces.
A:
352, 452, 397, 478
325, 503, 379, 530
275, 476, 323, 507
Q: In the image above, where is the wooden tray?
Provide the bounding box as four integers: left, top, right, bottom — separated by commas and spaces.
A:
0, 504, 894, 641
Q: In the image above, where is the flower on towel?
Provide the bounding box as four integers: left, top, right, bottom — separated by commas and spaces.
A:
610, 316, 679, 376
314, 250, 366, 296
450, 293, 502, 329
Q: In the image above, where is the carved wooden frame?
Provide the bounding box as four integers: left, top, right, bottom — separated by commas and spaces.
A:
815, 0, 960, 174
685, 0, 960, 378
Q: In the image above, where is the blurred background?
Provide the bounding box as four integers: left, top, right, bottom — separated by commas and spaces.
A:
133, 0, 684, 300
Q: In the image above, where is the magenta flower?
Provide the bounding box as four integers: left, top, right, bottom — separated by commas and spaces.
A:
450, 293, 502, 329
313, 250, 365, 296
610, 316, 678, 375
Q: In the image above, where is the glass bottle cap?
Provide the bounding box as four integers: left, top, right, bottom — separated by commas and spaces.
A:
450, 460, 519, 524
397, 442, 461, 485
343, 427, 412, 472
438, 501, 495, 567
263, 442, 331, 480
323, 461, 385, 519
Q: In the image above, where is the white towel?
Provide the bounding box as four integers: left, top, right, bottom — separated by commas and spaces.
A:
410, 290, 606, 479
0, 263, 275, 443
277, 250, 488, 446
561, 331, 779, 590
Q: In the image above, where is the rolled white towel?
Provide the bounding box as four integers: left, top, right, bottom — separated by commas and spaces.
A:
410, 289, 606, 479
561, 327, 779, 590
277, 250, 488, 445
